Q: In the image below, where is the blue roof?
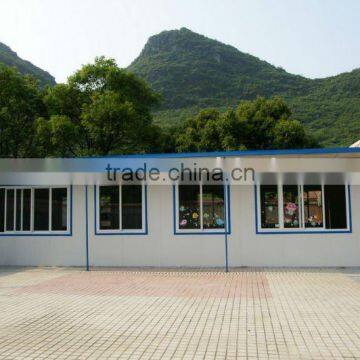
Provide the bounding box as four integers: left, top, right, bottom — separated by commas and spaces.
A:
82, 147, 360, 159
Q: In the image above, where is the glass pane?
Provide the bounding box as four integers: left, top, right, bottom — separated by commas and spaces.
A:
260, 185, 279, 228
283, 185, 300, 228
178, 185, 200, 229
52, 188, 68, 231
122, 185, 142, 230
324, 185, 347, 229
34, 188, 49, 231
23, 189, 31, 231
16, 189, 22, 231
99, 186, 119, 230
202, 185, 225, 229
6, 189, 14, 231
303, 185, 323, 228
0, 189, 4, 232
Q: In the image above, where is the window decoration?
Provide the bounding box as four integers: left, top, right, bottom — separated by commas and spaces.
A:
258, 184, 349, 232
260, 185, 279, 228
283, 185, 300, 228
303, 185, 323, 228
177, 183, 227, 232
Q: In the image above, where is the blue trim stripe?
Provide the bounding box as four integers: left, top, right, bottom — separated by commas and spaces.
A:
173, 183, 231, 236
94, 185, 148, 236
0, 185, 73, 237
254, 184, 353, 235
78, 146, 360, 160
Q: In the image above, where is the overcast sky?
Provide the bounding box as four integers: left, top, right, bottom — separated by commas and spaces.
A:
0, 0, 359, 83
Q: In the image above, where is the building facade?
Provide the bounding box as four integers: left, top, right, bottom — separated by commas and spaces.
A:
0, 147, 359, 268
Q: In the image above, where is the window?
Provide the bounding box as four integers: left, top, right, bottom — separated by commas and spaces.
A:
257, 184, 350, 232
0, 187, 70, 234
0, 189, 4, 232
52, 188, 68, 231
97, 185, 144, 233
202, 185, 225, 229
178, 185, 200, 230
22, 189, 31, 231
13, 189, 32, 231
283, 185, 300, 228
260, 185, 279, 228
177, 184, 228, 233
99, 186, 120, 230
122, 185, 142, 230
6, 189, 14, 231
303, 185, 323, 228
324, 185, 347, 229
34, 188, 50, 231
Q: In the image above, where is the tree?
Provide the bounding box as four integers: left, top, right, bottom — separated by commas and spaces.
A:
0, 65, 45, 157
37, 56, 160, 156
175, 97, 318, 152
273, 119, 319, 149
236, 97, 291, 149
175, 109, 222, 152
219, 109, 245, 150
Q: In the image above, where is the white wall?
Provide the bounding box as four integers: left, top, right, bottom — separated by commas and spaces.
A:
228, 185, 360, 267
0, 185, 86, 266
0, 184, 359, 267
90, 185, 226, 267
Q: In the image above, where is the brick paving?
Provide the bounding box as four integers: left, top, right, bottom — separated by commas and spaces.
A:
0, 268, 360, 359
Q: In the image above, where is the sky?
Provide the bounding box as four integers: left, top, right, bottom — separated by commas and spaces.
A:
0, 0, 359, 83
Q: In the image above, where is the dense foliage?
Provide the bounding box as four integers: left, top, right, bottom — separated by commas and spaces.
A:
0, 42, 55, 87
0, 59, 315, 157
0, 65, 45, 157
128, 28, 360, 147
174, 98, 318, 152
34, 57, 165, 156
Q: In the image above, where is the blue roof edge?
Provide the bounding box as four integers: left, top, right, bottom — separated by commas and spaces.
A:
79, 147, 360, 159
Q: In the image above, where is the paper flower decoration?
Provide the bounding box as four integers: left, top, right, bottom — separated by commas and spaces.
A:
285, 202, 297, 215
203, 213, 209, 219
216, 218, 224, 226
179, 206, 185, 212
180, 219, 187, 226
192, 212, 199, 219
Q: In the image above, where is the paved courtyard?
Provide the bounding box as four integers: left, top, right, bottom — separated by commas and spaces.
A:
0, 268, 360, 359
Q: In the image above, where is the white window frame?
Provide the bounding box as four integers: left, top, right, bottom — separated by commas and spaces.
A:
0, 186, 70, 235
175, 183, 228, 233
256, 184, 350, 233
96, 184, 146, 234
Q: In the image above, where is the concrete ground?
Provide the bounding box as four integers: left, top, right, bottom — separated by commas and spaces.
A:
0, 268, 360, 359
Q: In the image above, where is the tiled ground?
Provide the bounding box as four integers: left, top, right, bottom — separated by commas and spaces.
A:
0, 268, 360, 359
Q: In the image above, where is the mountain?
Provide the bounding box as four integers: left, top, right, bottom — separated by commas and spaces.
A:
0, 42, 55, 86
128, 28, 360, 147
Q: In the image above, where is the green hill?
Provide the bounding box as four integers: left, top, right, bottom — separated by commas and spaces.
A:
128, 28, 360, 147
0, 42, 55, 86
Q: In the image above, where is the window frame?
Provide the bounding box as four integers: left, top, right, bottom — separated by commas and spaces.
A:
256, 184, 351, 234
174, 183, 230, 235
0, 186, 71, 236
95, 184, 147, 235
